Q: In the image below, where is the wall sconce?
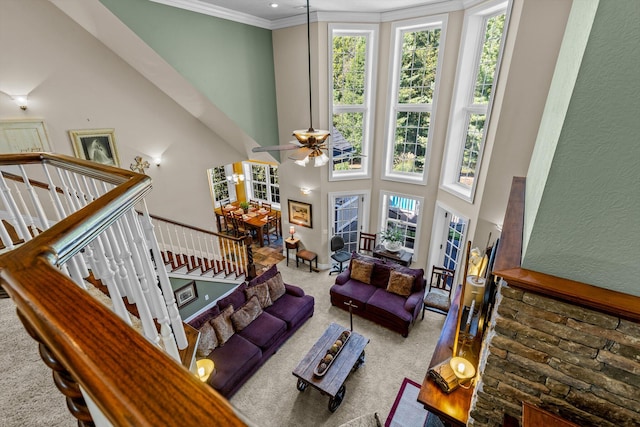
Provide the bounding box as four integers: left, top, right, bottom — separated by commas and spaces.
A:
12, 95, 28, 110
496, 223, 503, 232
450, 357, 475, 389
154, 157, 162, 167
300, 187, 311, 195
226, 173, 245, 184
289, 226, 295, 240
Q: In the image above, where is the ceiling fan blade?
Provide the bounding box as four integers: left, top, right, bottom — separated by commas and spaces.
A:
288, 147, 314, 161
252, 143, 300, 153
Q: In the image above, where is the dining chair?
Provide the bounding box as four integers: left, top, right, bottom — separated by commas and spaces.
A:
249, 200, 260, 209
263, 214, 279, 245
261, 202, 272, 212
230, 212, 248, 237
422, 266, 455, 318
358, 232, 377, 255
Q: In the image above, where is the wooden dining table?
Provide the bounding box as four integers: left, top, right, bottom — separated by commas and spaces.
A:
214, 202, 280, 247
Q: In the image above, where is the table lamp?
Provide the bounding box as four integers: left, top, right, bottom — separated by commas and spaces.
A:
450, 356, 475, 388
196, 359, 215, 382
289, 226, 295, 240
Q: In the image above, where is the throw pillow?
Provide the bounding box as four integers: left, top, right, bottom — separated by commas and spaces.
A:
386, 270, 415, 297
265, 272, 286, 301
211, 304, 235, 345
195, 321, 218, 358
350, 258, 373, 284
230, 295, 263, 331
245, 282, 273, 308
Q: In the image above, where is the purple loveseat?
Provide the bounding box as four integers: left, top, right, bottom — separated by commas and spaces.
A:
330, 253, 425, 337
188, 264, 314, 398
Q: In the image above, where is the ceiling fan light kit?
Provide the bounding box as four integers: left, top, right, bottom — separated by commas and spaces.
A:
251, 0, 331, 167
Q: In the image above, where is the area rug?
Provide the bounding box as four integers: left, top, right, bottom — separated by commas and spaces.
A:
385, 377, 429, 427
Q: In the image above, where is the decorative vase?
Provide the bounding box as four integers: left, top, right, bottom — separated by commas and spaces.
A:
385, 241, 402, 252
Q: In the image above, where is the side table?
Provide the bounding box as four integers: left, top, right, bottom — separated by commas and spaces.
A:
285, 237, 300, 266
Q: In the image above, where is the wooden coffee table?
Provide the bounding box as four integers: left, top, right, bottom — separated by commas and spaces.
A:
292, 323, 369, 412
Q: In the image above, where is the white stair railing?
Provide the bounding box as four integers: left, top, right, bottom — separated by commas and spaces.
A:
149, 213, 251, 280
0, 161, 185, 361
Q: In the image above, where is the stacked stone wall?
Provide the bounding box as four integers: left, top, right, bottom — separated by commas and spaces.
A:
469, 283, 640, 426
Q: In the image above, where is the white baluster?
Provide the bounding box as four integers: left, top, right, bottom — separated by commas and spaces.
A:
43, 164, 90, 280
0, 172, 31, 241
113, 216, 160, 347
127, 209, 179, 359
13, 183, 39, 237
140, 200, 187, 352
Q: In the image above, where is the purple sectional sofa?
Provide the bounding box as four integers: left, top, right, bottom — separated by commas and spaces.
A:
188, 264, 314, 398
330, 253, 425, 337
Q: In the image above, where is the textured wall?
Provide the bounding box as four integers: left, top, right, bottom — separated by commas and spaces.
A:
100, 0, 280, 149
470, 283, 640, 426
523, 0, 640, 295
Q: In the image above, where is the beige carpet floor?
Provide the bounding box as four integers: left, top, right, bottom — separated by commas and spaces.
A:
0, 259, 445, 426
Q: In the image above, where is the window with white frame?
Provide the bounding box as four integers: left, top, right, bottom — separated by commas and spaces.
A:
380, 191, 423, 253
208, 165, 235, 208
329, 24, 377, 180
383, 16, 447, 184
244, 162, 280, 206
440, 1, 508, 202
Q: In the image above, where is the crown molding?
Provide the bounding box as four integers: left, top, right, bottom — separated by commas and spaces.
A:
152, 0, 468, 30
149, 0, 273, 29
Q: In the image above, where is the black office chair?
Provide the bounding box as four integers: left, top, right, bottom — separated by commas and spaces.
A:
329, 235, 352, 275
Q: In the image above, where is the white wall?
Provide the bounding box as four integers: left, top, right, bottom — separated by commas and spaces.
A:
0, 0, 243, 231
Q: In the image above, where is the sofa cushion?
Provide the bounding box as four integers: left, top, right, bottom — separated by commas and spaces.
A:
366, 288, 413, 323
386, 270, 415, 297
265, 293, 314, 330
371, 263, 393, 288
394, 266, 425, 292
265, 272, 286, 301
208, 334, 262, 396
211, 304, 235, 345
231, 295, 263, 332
245, 282, 272, 308
350, 258, 373, 284
247, 263, 278, 287
238, 311, 287, 350
188, 305, 220, 330
329, 279, 377, 308
218, 284, 247, 312
196, 321, 218, 358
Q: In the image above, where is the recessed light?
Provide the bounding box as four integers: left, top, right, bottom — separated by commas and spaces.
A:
269, 3, 278, 7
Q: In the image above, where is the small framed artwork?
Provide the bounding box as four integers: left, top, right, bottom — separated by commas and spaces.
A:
174, 281, 198, 308
69, 128, 120, 167
288, 199, 312, 228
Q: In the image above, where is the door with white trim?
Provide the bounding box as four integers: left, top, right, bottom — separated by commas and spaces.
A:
427, 203, 468, 285
328, 191, 370, 256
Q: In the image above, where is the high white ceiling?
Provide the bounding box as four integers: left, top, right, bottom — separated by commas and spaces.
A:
151, 0, 463, 28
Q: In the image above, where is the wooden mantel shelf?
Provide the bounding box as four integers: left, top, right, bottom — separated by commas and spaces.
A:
417, 285, 472, 427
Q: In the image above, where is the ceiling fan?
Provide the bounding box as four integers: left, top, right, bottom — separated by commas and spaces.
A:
251, 0, 331, 167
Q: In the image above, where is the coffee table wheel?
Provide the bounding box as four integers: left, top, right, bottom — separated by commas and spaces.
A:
354, 350, 366, 371
297, 378, 308, 392
328, 385, 346, 412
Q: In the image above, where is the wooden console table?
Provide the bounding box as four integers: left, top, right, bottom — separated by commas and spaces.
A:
372, 245, 412, 266
418, 285, 474, 427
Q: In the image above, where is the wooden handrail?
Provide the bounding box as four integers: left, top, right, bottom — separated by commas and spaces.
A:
146, 211, 244, 242
493, 177, 640, 323
0, 153, 246, 426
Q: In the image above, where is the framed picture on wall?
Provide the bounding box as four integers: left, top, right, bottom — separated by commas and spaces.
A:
174, 281, 198, 308
288, 199, 312, 228
0, 120, 53, 153
69, 128, 120, 167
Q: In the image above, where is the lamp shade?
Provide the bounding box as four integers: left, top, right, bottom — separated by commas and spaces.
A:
450, 357, 475, 380
196, 359, 215, 382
